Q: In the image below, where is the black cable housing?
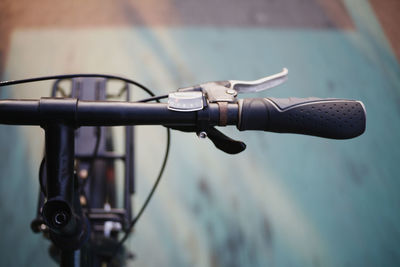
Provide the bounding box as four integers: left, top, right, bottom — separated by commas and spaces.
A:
0, 74, 156, 97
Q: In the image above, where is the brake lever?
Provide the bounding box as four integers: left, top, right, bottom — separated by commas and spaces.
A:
229, 68, 288, 93
205, 127, 246, 154
170, 68, 289, 107
169, 126, 246, 154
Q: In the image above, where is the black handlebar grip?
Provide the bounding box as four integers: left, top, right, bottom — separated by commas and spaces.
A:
238, 97, 366, 139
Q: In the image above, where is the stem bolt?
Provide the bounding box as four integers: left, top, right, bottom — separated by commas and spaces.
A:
54, 211, 68, 226
198, 131, 207, 139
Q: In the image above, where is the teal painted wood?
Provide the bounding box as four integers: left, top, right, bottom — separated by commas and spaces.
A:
0, 0, 399, 266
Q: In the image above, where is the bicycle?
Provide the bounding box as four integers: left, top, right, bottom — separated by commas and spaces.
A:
0, 68, 366, 266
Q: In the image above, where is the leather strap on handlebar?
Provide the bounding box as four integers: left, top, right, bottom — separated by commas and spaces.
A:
218, 102, 228, 126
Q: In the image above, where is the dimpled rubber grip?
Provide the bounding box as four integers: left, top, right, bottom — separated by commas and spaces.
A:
238, 98, 366, 139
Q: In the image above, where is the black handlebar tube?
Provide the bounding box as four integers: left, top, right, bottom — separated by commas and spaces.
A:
0, 98, 238, 127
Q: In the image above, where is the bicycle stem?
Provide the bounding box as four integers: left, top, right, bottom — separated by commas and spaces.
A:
41, 122, 90, 251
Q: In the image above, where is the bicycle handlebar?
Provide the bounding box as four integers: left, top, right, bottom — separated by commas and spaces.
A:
0, 98, 236, 126
0, 97, 366, 139
0, 72, 367, 263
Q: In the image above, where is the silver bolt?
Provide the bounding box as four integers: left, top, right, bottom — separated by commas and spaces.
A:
54, 212, 67, 226
198, 131, 207, 139
226, 89, 237, 95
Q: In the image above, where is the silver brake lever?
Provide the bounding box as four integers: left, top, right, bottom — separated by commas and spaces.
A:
169, 68, 289, 110
229, 68, 288, 93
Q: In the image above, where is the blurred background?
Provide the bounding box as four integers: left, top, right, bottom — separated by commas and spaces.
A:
0, 0, 399, 266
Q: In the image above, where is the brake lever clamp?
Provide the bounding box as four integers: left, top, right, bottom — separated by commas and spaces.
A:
174, 80, 235, 104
